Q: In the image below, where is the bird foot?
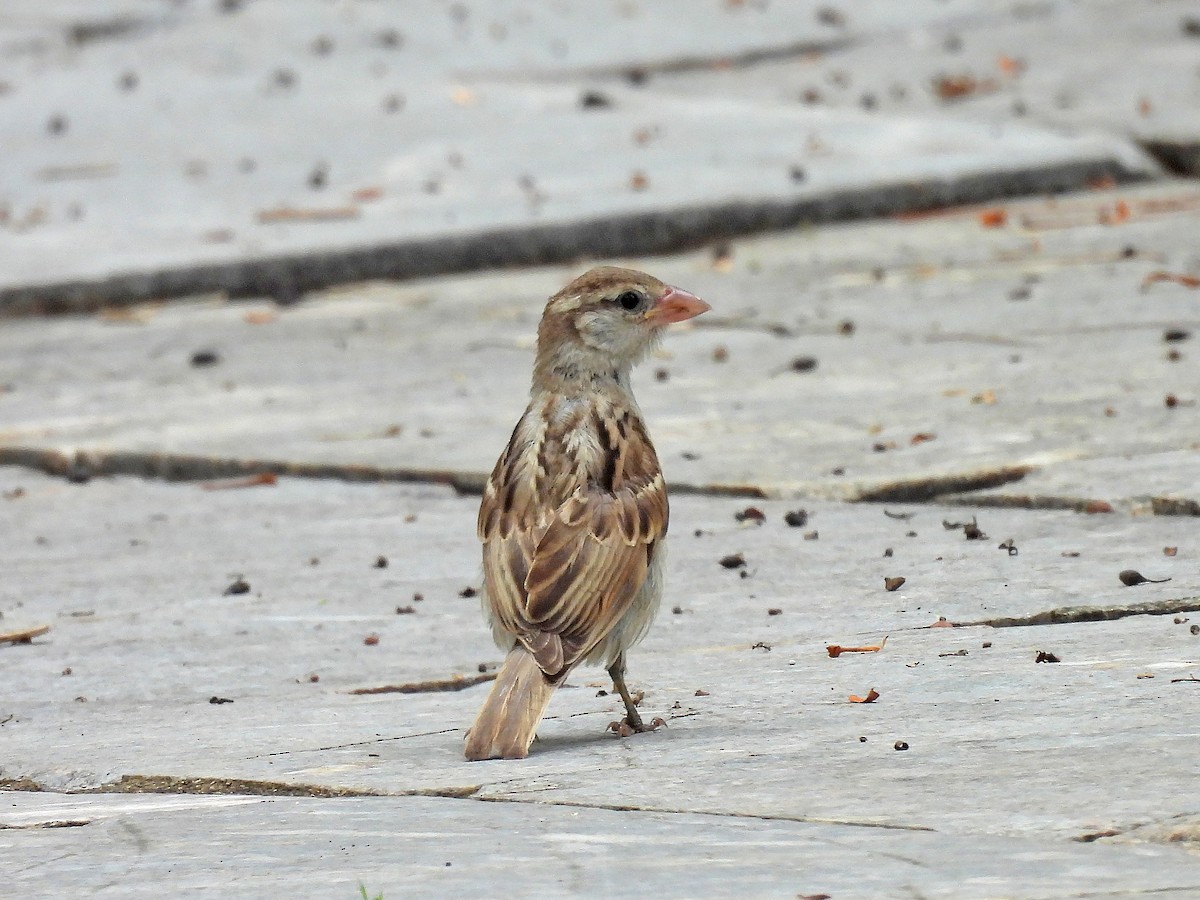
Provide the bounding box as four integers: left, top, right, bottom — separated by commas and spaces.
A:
607, 716, 667, 738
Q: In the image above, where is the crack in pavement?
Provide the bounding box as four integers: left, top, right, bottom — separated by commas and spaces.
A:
0, 445, 1031, 503
1, 778, 934, 833
941, 493, 1200, 516
959, 597, 1200, 629
0, 819, 91, 830
470, 794, 937, 833
348, 673, 497, 695
3, 775, 481, 800
854, 465, 1033, 503
1, 775, 932, 832
0, 446, 487, 495
4, 446, 1193, 513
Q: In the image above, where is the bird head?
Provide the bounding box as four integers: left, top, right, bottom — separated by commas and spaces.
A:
534, 266, 710, 389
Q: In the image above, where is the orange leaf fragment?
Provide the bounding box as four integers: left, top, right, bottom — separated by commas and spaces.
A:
932, 74, 996, 100
1142, 271, 1200, 290
257, 205, 359, 224
996, 55, 1025, 76
1083, 500, 1114, 514
200, 472, 278, 490
242, 309, 278, 325
978, 208, 1007, 228
849, 688, 880, 703
826, 636, 888, 658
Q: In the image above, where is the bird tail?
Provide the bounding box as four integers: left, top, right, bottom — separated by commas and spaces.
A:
464, 646, 557, 761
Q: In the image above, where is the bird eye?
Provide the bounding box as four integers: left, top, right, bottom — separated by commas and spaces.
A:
616, 290, 642, 311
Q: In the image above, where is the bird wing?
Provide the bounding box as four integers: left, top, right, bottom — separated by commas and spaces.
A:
478, 401, 668, 678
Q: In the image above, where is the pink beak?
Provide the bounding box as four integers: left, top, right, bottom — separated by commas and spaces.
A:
645, 286, 711, 326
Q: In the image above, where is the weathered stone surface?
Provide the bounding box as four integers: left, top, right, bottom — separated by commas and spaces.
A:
3, 3, 1200, 895
2, 471, 1196, 844
3, 183, 1197, 506
0, 0, 1157, 309
6, 792, 1200, 899
652, 0, 1200, 171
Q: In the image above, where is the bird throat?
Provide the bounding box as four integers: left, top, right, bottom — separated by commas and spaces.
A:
533, 345, 629, 397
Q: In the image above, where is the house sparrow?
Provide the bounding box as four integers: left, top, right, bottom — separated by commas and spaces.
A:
464, 266, 710, 761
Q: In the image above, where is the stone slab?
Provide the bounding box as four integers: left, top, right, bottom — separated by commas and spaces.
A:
3, 469, 1197, 846
2, 182, 1197, 505
0, 0, 1157, 309
651, 0, 1200, 168
6, 793, 1200, 899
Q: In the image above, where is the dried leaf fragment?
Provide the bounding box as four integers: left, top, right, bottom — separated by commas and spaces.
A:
827, 636, 887, 658
256, 205, 359, 224
996, 55, 1025, 76
884, 576, 906, 592
1164, 547, 1178, 557
943, 516, 986, 539
978, 208, 1007, 228
1142, 271, 1200, 290
933, 73, 997, 101
848, 688, 879, 703
1035, 650, 1060, 663
201, 473, 277, 490
0, 624, 51, 645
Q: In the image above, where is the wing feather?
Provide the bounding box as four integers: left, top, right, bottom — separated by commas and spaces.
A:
478, 397, 668, 679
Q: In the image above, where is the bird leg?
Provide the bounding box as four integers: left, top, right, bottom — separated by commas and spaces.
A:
607, 655, 664, 736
